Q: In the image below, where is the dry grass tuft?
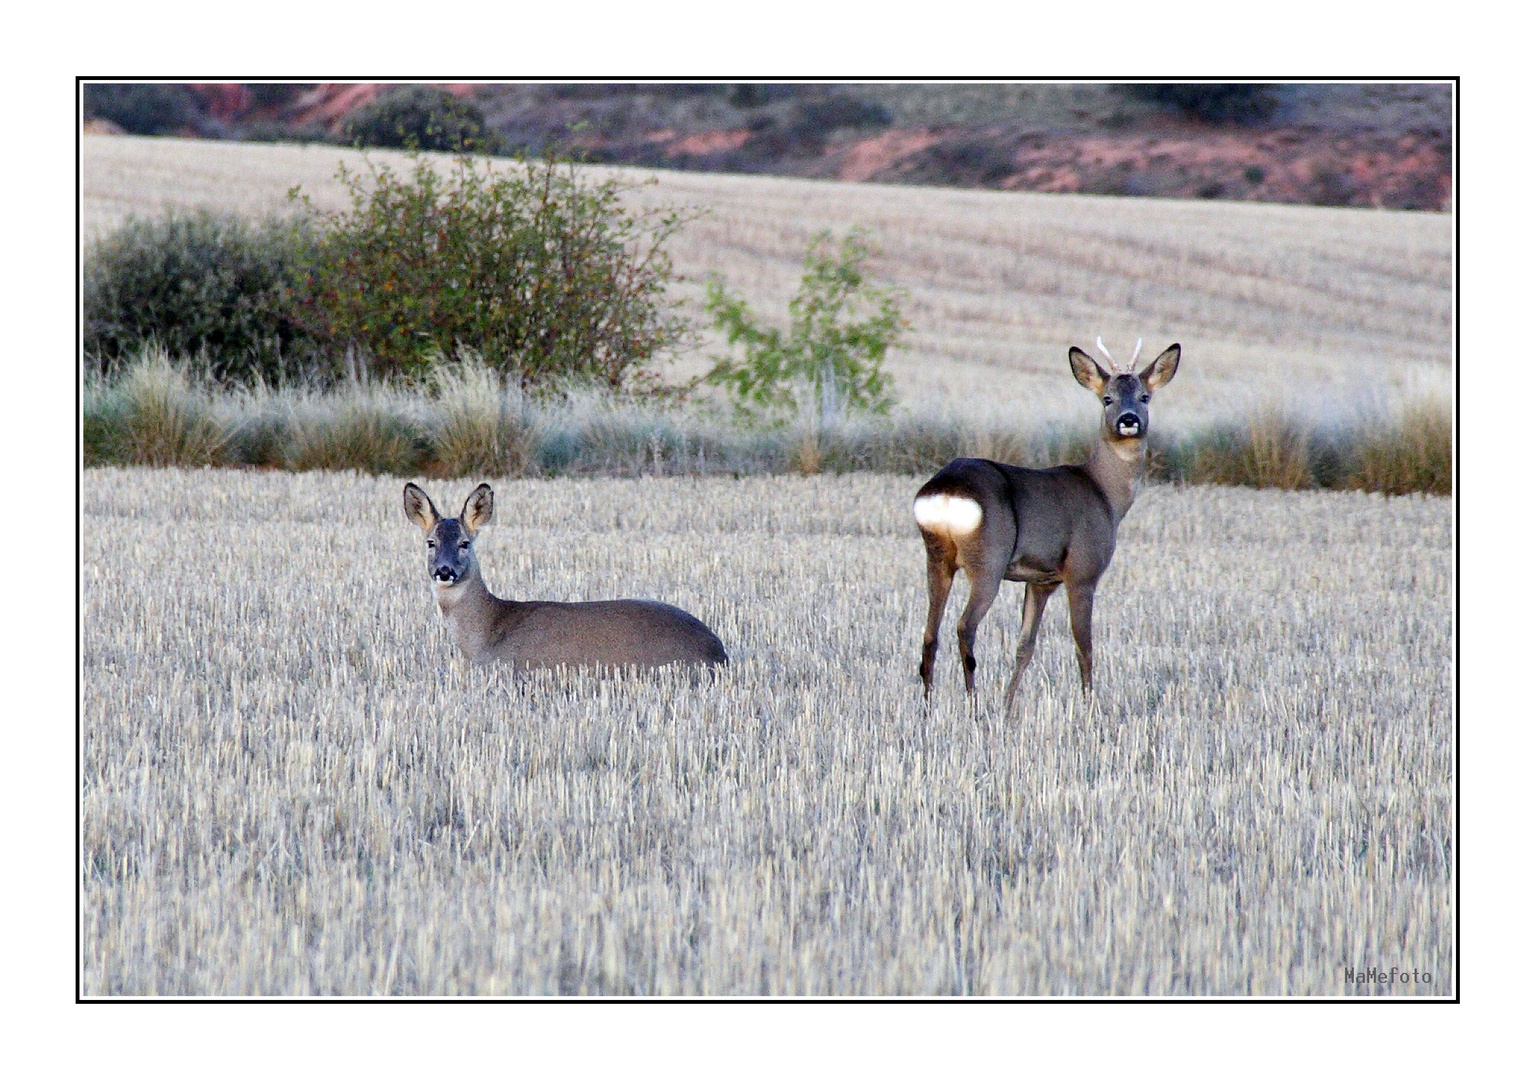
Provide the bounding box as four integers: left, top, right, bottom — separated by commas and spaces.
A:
1187, 408, 1314, 490
794, 428, 824, 475
284, 390, 420, 475
1349, 398, 1453, 496
85, 354, 1452, 493
427, 361, 534, 479
104, 350, 229, 467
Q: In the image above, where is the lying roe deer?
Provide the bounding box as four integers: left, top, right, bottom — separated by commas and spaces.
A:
913, 339, 1180, 704
403, 483, 727, 671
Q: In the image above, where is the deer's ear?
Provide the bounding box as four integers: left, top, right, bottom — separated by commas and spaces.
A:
1140, 343, 1181, 392
461, 484, 494, 535
403, 483, 439, 534
1068, 347, 1109, 395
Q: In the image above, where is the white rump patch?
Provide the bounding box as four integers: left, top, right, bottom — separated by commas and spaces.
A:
913, 494, 983, 534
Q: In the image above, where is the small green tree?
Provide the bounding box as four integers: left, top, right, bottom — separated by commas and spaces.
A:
703, 230, 905, 424
290, 154, 691, 388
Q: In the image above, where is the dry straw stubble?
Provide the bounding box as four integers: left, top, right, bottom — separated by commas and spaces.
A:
82, 468, 1453, 996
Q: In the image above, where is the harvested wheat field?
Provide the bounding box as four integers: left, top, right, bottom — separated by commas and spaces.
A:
82, 135, 1452, 428
81, 467, 1453, 996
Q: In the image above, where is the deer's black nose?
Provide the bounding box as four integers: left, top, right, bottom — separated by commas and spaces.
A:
1115, 413, 1142, 435
433, 567, 457, 582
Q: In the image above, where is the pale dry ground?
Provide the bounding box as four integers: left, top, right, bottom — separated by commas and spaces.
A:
82, 136, 1452, 429
82, 468, 1453, 996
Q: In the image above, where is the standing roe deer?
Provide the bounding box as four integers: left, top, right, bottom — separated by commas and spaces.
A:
403, 483, 727, 671
913, 339, 1180, 704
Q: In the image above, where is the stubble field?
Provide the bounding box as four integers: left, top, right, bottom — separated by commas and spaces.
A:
81, 466, 1453, 995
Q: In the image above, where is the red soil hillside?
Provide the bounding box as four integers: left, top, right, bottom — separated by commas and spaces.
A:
85, 82, 1452, 212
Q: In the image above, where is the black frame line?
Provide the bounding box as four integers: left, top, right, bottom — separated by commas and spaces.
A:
75, 75, 1459, 1004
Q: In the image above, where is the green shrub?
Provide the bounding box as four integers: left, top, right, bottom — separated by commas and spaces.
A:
702, 230, 905, 425
290, 155, 691, 389
1121, 84, 1279, 125
242, 83, 314, 111
84, 210, 321, 384
83, 83, 202, 135
341, 86, 501, 153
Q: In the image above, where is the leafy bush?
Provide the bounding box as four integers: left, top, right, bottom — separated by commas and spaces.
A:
1121, 84, 1279, 125
242, 83, 314, 111
82, 83, 202, 135
728, 84, 795, 109
290, 154, 690, 389
341, 86, 501, 153
788, 93, 891, 140
84, 210, 321, 384
702, 230, 906, 425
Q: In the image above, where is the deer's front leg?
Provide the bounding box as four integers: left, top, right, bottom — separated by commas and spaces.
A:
1065, 581, 1096, 693
1004, 581, 1060, 710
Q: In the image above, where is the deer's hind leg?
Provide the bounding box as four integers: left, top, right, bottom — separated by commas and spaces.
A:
954, 538, 1011, 696
918, 531, 958, 695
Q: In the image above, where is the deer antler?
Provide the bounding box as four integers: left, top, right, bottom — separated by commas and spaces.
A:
1095, 336, 1119, 373
1096, 337, 1145, 374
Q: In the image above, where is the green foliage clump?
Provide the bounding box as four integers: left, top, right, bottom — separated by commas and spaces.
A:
291, 155, 690, 389
241, 83, 314, 111
83, 83, 201, 135
1121, 84, 1279, 125
84, 210, 320, 384
702, 230, 906, 424
341, 86, 501, 153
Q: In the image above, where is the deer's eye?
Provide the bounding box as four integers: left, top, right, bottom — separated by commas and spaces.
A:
1102, 397, 1112, 405
1140, 394, 1149, 403
459, 541, 470, 550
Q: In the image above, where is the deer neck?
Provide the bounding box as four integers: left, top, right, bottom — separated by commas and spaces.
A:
1085, 431, 1147, 523
433, 564, 501, 661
